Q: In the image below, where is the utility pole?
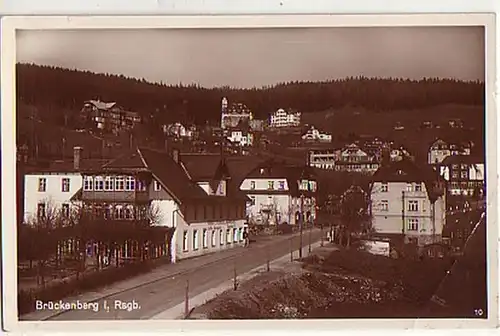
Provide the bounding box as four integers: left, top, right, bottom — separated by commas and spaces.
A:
299, 194, 304, 258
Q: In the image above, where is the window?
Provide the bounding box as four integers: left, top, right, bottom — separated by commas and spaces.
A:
408, 218, 419, 231
115, 176, 125, 191
183, 231, 189, 251
94, 177, 104, 191
61, 178, 71, 192
461, 171, 468, 179
415, 183, 422, 192
211, 230, 217, 247
104, 205, 112, 219
154, 180, 161, 191
406, 183, 412, 192
278, 181, 285, 190
381, 200, 389, 211
233, 228, 238, 242
38, 178, 47, 192
125, 176, 136, 191
461, 164, 468, 170
226, 229, 232, 244
408, 200, 419, 212
83, 176, 93, 191
104, 177, 114, 191
452, 172, 459, 179
268, 181, 274, 190
193, 230, 199, 250
219, 229, 224, 245
381, 183, 388, 192
61, 203, 70, 218
203, 229, 208, 248
239, 228, 244, 242
124, 206, 133, 219
115, 206, 124, 219
250, 181, 256, 190
250, 196, 256, 206
301, 180, 308, 191
37, 203, 46, 219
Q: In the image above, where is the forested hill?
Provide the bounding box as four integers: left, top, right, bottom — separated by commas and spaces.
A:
16, 63, 484, 125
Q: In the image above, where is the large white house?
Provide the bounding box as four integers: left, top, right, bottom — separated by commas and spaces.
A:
77, 147, 248, 263
269, 108, 301, 128
370, 160, 446, 247
239, 159, 317, 226
226, 128, 254, 147
335, 143, 380, 174
22, 147, 105, 223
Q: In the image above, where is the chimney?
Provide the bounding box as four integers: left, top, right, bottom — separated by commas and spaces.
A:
172, 148, 180, 164
73, 146, 82, 170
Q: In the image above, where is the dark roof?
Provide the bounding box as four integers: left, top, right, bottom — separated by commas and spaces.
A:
23, 159, 109, 174
371, 159, 444, 202
180, 154, 222, 181
440, 154, 484, 165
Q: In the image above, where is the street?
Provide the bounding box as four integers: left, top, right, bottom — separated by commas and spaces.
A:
25, 228, 324, 320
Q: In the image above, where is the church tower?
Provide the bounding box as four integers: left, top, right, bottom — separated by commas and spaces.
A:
221, 97, 229, 129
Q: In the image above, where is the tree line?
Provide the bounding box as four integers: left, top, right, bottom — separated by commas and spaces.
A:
17, 63, 484, 127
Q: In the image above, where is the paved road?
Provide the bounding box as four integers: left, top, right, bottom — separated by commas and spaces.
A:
38, 229, 323, 320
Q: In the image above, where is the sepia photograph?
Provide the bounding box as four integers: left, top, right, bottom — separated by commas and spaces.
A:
1, 14, 497, 332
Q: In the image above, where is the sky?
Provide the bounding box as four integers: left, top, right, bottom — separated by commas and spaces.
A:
16, 26, 485, 88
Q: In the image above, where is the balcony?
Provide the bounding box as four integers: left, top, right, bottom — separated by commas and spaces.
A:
81, 190, 150, 203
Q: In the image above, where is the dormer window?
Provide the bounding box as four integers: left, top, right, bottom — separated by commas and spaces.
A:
268, 181, 274, 190
260, 168, 265, 175
250, 181, 256, 190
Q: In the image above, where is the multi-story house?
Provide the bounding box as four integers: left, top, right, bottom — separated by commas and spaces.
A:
427, 138, 473, 165
80, 100, 141, 134
301, 126, 332, 143
369, 159, 447, 247
308, 146, 338, 170
162, 122, 196, 139
269, 108, 301, 128
220, 97, 253, 130
76, 146, 247, 263
226, 126, 254, 147
22, 147, 106, 224
438, 155, 485, 197
239, 159, 317, 226
335, 143, 380, 174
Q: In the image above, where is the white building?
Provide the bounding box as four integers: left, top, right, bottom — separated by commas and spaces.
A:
309, 147, 338, 170
370, 160, 446, 247
302, 126, 332, 142
269, 108, 301, 128
239, 160, 317, 226
438, 155, 485, 196
428, 138, 472, 165
335, 143, 380, 174
22, 147, 104, 223
106, 148, 247, 262
163, 122, 195, 139
227, 129, 254, 147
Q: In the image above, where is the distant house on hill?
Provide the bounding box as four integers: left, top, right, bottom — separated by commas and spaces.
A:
220, 97, 253, 130
301, 125, 332, 143
269, 108, 301, 128
80, 100, 141, 134
427, 137, 473, 166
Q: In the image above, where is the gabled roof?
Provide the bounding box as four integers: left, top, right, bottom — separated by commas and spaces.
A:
84, 100, 117, 110
180, 154, 222, 181
371, 159, 444, 202
23, 159, 109, 174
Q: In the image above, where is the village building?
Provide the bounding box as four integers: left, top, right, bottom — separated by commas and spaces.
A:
269, 108, 301, 128
21, 147, 107, 224
301, 125, 332, 143
438, 155, 485, 197
73, 146, 248, 263
427, 137, 473, 165
369, 159, 447, 247
335, 143, 380, 174
80, 100, 141, 134
220, 97, 253, 130
239, 159, 317, 227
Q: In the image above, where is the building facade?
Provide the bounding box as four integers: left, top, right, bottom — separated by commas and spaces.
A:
239, 160, 317, 226
428, 138, 472, 165
220, 97, 253, 130
269, 108, 301, 128
302, 126, 332, 143
370, 160, 446, 247
438, 155, 485, 196
80, 100, 141, 134
335, 143, 380, 174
